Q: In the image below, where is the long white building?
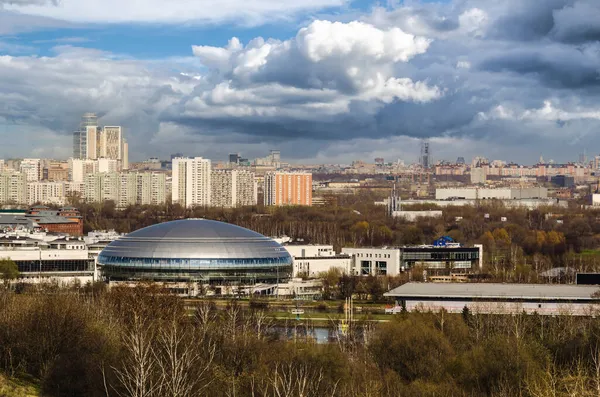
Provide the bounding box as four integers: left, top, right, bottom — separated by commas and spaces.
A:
27, 182, 65, 205
172, 157, 211, 208
436, 187, 548, 200
0, 233, 95, 285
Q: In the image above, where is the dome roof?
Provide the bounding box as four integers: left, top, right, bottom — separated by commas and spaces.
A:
99, 219, 290, 260
127, 219, 265, 240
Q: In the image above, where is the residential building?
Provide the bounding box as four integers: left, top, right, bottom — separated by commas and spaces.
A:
0, 171, 27, 204
98, 158, 119, 173
136, 172, 167, 205
84, 173, 120, 203
118, 173, 138, 208
27, 182, 65, 205
211, 170, 257, 208
264, 172, 312, 206
20, 158, 42, 182
64, 181, 84, 198
172, 157, 211, 207
68, 158, 98, 182
0, 159, 4, 173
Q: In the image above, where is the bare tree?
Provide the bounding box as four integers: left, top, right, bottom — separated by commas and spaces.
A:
267, 362, 334, 397
112, 314, 160, 397
154, 319, 215, 397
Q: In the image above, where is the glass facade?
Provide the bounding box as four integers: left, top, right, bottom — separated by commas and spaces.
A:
17, 259, 93, 273
98, 254, 293, 283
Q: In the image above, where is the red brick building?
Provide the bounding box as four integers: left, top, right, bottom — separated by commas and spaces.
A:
26, 205, 84, 236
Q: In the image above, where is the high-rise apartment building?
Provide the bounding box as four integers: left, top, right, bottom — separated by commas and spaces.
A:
0, 171, 27, 204
172, 157, 211, 208
69, 158, 99, 182
136, 172, 167, 205
27, 182, 65, 205
20, 159, 42, 182
264, 172, 312, 206
211, 170, 257, 208
84, 173, 120, 203
84, 171, 166, 207
118, 173, 138, 208
0, 160, 4, 174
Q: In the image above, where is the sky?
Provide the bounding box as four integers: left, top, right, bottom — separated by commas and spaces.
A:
1, 0, 600, 164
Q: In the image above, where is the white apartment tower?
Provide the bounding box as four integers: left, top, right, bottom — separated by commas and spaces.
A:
84, 173, 120, 203
118, 173, 138, 208
172, 157, 211, 208
211, 170, 257, 208
137, 172, 166, 205
20, 159, 42, 182
27, 182, 65, 205
68, 158, 99, 182
0, 171, 27, 204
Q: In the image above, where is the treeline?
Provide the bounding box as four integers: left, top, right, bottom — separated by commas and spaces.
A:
3, 286, 600, 396
31, 194, 600, 279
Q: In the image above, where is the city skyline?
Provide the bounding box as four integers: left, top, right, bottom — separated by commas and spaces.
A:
1, 1, 600, 163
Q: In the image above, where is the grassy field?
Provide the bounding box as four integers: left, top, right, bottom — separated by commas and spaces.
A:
0, 373, 40, 397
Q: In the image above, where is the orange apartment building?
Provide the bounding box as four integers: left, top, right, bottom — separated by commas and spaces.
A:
264, 172, 312, 206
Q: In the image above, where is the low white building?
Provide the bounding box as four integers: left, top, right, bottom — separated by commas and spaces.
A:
284, 244, 336, 258
392, 210, 443, 221
293, 256, 352, 277
436, 187, 548, 200
341, 247, 401, 276
0, 234, 95, 285
283, 244, 351, 277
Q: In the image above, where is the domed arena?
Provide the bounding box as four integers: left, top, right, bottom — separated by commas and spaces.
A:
98, 219, 293, 286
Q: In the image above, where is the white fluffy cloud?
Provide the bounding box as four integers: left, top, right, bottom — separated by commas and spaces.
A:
192, 20, 438, 109
3, 0, 345, 24
479, 101, 600, 123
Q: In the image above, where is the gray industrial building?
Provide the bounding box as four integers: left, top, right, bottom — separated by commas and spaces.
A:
385, 283, 600, 315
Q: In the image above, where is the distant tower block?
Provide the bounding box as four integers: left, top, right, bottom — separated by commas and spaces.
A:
420, 139, 431, 169
388, 184, 402, 216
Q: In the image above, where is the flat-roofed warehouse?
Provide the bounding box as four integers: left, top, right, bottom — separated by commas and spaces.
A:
384, 283, 600, 315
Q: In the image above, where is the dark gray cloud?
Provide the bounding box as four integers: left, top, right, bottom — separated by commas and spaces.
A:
478, 45, 600, 89
2, 0, 600, 163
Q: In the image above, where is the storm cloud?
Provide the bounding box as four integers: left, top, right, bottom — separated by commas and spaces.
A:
1, 0, 600, 163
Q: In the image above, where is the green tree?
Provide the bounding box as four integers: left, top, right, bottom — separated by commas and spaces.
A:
0, 258, 19, 284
